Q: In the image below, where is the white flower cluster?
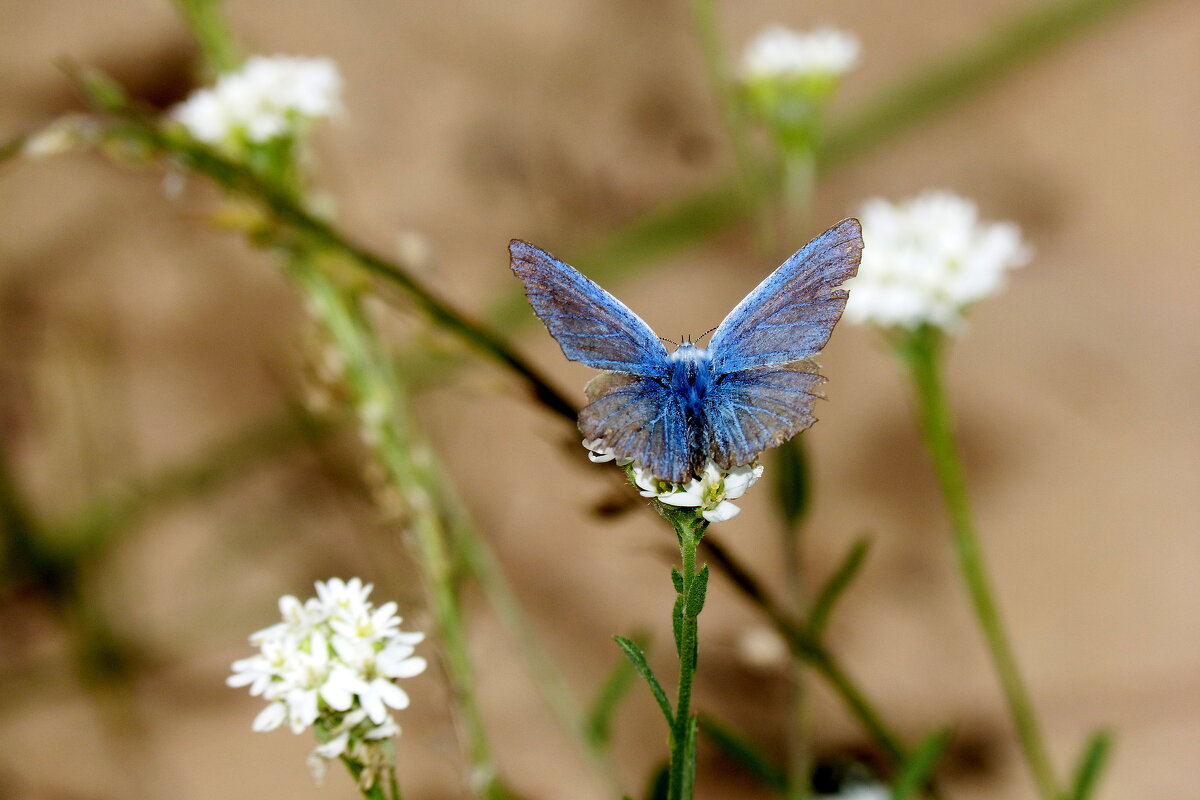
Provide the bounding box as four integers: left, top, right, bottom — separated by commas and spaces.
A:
741, 25, 860, 80
843, 190, 1032, 331
172, 55, 341, 146
584, 440, 762, 523
228, 578, 426, 780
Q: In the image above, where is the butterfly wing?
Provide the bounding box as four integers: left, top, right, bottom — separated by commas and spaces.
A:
580, 372, 691, 483
510, 240, 670, 377
708, 219, 862, 374
704, 363, 825, 469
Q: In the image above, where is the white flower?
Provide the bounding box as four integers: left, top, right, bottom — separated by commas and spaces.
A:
229, 578, 425, 782
633, 460, 763, 523
172, 55, 341, 146
741, 26, 860, 81
843, 190, 1032, 331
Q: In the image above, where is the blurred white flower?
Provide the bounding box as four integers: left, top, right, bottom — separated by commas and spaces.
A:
843, 190, 1032, 331
172, 55, 341, 146
817, 784, 889, 800
737, 625, 789, 670
228, 578, 425, 781
633, 460, 763, 523
741, 26, 860, 81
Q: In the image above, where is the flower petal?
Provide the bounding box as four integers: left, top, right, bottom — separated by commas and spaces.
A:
703, 500, 741, 523
252, 702, 286, 732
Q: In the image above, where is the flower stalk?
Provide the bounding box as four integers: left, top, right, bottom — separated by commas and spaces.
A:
659, 505, 710, 800
897, 324, 1060, 800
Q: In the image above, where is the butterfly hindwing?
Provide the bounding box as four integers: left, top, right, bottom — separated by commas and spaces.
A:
708, 219, 862, 374
510, 240, 670, 377
704, 363, 826, 469
580, 372, 691, 483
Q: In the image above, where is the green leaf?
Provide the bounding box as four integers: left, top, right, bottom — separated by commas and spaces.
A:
585, 635, 645, 750
808, 537, 873, 636
772, 437, 811, 529
891, 729, 950, 800
643, 762, 670, 800
671, 567, 684, 594
686, 565, 709, 617
697, 715, 787, 794
1068, 730, 1113, 800
70, 65, 130, 113
614, 635, 673, 727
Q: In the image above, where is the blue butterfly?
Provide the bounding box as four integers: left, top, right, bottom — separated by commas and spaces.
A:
510, 219, 862, 484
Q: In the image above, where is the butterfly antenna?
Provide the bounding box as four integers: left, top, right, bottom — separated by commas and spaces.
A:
696, 326, 718, 344
659, 336, 679, 347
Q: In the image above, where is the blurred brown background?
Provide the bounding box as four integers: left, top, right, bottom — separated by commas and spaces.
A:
1, 1, 1197, 799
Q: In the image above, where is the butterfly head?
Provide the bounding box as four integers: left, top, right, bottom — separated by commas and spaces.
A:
669, 336, 710, 363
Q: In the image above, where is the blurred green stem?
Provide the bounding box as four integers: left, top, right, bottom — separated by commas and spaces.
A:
781, 526, 811, 798
781, 147, 816, 243
172, 0, 239, 75
700, 536, 946, 799
290, 255, 506, 800
897, 325, 1060, 800
689, 0, 754, 183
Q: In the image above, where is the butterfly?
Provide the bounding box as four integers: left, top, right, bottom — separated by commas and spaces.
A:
510, 218, 862, 484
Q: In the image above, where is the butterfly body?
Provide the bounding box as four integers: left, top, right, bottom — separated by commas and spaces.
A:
667, 343, 715, 417
511, 219, 863, 483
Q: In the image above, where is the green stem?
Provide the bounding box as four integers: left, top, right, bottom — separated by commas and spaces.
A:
782, 148, 816, 230
342, 756, 393, 800
172, 0, 239, 75
667, 511, 708, 800
780, 527, 811, 799
688, 0, 754, 183
445, 496, 621, 792
899, 325, 1060, 800
291, 258, 504, 800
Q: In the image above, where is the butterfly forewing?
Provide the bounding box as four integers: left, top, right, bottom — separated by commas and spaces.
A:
581, 372, 691, 483
708, 219, 862, 374
509, 240, 670, 377
704, 364, 826, 469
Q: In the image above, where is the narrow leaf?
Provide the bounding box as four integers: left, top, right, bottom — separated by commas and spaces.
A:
686, 565, 710, 617
808, 537, 873, 636
614, 635, 673, 727
698, 715, 787, 794
585, 636, 644, 749
1069, 730, 1113, 800
671, 567, 684, 594
772, 437, 811, 529
891, 729, 950, 800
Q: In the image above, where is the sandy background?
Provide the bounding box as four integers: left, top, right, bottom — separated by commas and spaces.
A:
1, 1, 1197, 799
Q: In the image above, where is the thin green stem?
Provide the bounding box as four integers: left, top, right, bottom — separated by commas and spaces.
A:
444, 495, 621, 792
781, 527, 811, 799
666, 510, 708, 800
899, 325, 1061, 800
